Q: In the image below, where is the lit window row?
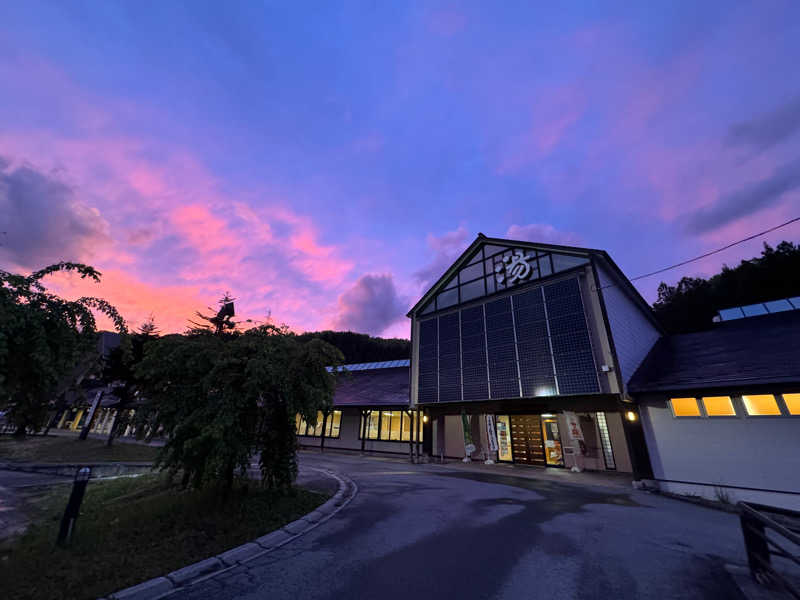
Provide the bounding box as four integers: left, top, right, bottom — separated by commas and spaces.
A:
670, 394, 800, 418
360, 410, 424, 442
296, 410, 342, 437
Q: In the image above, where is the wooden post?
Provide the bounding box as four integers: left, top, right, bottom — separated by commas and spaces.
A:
418, 409, 422, 462
320, 411, 328, 453
408, 409, 414, 463
360, 410, 368, 453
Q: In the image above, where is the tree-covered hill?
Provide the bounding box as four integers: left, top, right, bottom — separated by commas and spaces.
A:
295, 330, 410, 364
653, 240, 800, 334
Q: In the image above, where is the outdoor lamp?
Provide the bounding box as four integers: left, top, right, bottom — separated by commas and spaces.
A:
625, 410, 638, 422
422, 415, 429, 423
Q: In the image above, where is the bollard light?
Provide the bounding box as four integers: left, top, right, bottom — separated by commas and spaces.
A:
57, 466, 92, 546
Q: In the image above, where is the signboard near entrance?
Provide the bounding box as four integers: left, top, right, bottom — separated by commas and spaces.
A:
496, 415, 513, 461
486, 415, 499, 452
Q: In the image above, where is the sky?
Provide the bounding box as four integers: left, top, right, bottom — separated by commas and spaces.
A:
1, 1, 799, 339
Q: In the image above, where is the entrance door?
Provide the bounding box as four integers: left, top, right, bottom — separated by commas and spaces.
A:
541, 417, 564, 466
510, 415, 545, 466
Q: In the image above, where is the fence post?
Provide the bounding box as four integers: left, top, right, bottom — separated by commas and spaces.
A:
740, 509, 771, 583
57, 466, 92, 546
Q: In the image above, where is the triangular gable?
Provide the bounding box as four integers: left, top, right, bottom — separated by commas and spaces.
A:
409, 235, 595, 317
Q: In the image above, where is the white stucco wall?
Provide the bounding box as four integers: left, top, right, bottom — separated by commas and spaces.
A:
605, 411, 632, 473
596, 264, 661, 386
640, 400, 800, 509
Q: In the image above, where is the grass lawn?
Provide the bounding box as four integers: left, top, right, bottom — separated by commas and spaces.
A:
1, 474, 328, 600
0, 435, 159, 463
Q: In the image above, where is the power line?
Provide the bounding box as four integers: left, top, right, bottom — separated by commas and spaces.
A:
627, 215, 800, 283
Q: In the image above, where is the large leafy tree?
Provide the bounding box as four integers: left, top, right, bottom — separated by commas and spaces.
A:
653, 241, 800, 333
135, 323, 343, 493
0, 263, 126, 436
97, 316, 160, 446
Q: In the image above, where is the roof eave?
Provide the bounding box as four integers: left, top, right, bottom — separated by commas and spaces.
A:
406, 234, 602, 318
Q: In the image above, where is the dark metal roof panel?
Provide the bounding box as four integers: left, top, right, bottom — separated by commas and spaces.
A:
628, 310, 800, 393
333, 366, 410, 407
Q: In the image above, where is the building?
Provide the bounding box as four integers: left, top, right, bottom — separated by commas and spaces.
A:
407, 234, 661, 477
297, 360, 423, 457
629, 300, 800, 509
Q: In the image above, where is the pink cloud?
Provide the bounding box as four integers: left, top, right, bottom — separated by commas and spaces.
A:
46, 268, 207, 334
506, 224, 583, 246
496, 84, 586, 174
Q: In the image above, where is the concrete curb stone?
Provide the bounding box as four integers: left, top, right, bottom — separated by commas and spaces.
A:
109, 577, 173, 600
254, 528, 294, 550
166, 557, 223, 586
282, 518, 313, 535
217, 543, 263, 567
105, 466, 357, 600
303, 509, 327, 523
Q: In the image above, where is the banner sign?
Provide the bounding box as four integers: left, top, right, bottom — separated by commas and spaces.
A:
564, 411, 584, 442
496, 417, 512, 461
461, 410, 476, 456
485, 414, 499, 452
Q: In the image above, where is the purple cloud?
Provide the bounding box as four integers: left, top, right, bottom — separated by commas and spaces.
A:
332, 274, 408, 335
506, 224, 582, 246
413, 226, 470, 288
685, 157, 800, 234
0, 158, 110, 269
727, 95, 800, 153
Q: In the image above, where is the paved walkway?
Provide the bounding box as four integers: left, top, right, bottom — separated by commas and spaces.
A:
169, 451, 750, 600
0, 468, 72, 541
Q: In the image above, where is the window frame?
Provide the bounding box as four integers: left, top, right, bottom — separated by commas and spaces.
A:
780, 393, 800, 416
669, 397, 702, 418
296, 410, 343, 438
700, 396, 737, 418
359, 409, 424, 442
741, 394, 783, 417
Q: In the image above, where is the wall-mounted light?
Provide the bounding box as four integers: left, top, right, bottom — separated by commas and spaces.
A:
625, 410, 638, 422
541, 413, 555, 418
422, 415, 429, 423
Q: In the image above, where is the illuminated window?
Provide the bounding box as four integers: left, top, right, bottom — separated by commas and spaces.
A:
401, 411, 413, 441
742, 395, 781, 416
783, 393, 800, 415
312, 412, 324, 436
702, 396, 736, 417
366, 411, 379, 439
670, 397, 700, 417
296, 411, 342, 437
360, 410, 423, 442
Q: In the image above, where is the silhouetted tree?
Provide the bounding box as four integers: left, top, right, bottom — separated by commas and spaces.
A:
295, 330, 410, 363
0, 263, 126, 437
136, 307, 343, 494
653, 241, 800, 333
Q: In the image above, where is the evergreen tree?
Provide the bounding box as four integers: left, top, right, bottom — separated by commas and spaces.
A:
653, 241, 800, 333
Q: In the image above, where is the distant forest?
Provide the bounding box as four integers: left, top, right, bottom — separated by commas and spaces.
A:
295, 330, 410, 364
653, 240, 800, 334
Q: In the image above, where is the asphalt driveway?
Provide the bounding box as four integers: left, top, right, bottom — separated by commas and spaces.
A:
172, 452, 749, 600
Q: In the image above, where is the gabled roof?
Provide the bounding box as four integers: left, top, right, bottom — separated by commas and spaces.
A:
408, 234, 596, 317
333, 366, 410, 407
628, 310, 800, 393
407, 234, 659, 331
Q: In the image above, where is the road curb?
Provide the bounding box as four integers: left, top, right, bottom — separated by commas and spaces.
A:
106, 467, 357, 600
